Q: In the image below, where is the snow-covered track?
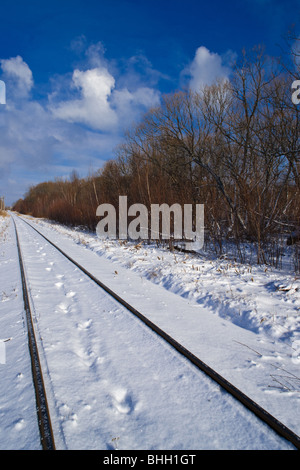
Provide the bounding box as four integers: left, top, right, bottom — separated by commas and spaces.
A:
12, 214, 300, 450
12, 216, 56, 450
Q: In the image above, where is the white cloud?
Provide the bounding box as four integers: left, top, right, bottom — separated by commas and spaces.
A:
51, 67, 118, 130
183, 46, 232, 92
50, 48, 162, 131
118, 53, 169, 89
112, 86, 161, 124
0, 55, 33, 98
0, 47, 163, 204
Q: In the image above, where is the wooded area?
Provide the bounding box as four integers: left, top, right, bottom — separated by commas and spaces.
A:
13, 44, 300, 269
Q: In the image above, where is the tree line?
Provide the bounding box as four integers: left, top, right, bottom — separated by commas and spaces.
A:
13, 44, 300, 268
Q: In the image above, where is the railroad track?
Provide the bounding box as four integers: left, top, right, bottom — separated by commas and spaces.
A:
12, 215, 56, 450
11, 213, 300, 450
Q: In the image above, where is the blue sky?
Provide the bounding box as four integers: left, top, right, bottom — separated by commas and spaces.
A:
0, 0, 299, 205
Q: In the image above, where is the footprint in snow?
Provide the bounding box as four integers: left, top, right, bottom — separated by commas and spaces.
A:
45, 261, 54, 272
57, 302, 69, 314
111, 387, 134, 414
14, 418, 25, 431
59, 404, 78, 426
66, 291, 76, 298
77, 319, 92, 330
59, 403, 70, 416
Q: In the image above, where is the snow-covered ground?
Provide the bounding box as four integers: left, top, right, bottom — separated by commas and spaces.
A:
0, 213, 299, 450
0, 214, 41, 449
36, 220, 300, 346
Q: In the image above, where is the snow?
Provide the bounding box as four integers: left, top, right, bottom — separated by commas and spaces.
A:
0, 215, 40, 449
0, 213, 299, 450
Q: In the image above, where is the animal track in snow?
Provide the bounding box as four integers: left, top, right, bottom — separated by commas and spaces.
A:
57, 302, 69, 314
66, 291, 76, 298
45, 261, 54, 271
59, 404, 78, 427
77, 319, 92, 330
74, 344, 98, 369
14, 418, 25, 431
111, 387, 134, 414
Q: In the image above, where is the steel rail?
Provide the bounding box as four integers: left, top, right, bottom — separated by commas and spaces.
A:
15, 214, 300, 450
12, 216, 56, 450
